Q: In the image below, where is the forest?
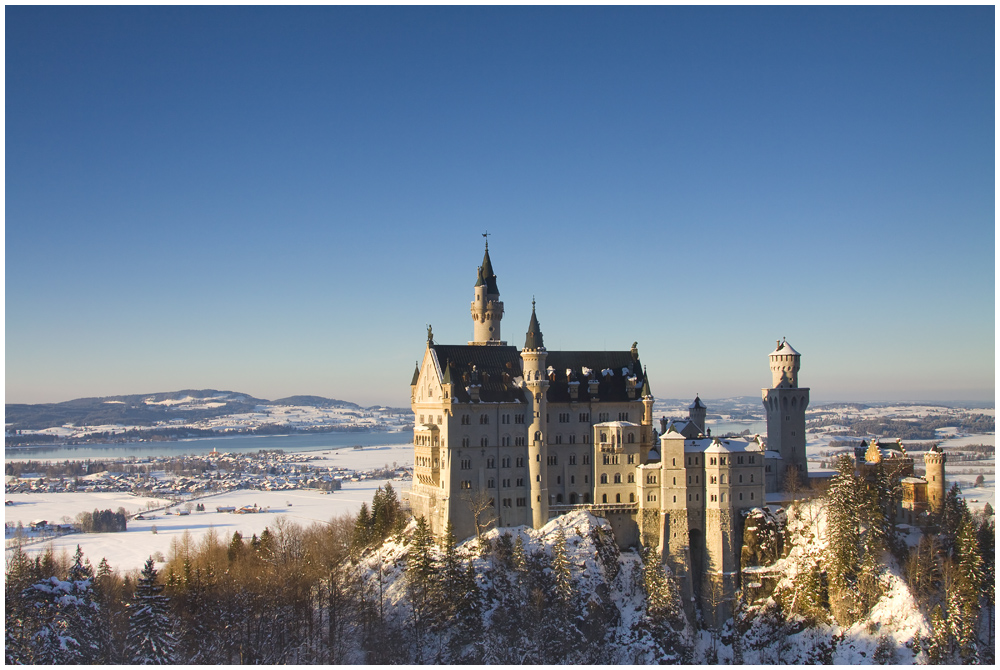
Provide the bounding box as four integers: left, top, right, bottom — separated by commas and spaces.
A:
5, 470, 995, 664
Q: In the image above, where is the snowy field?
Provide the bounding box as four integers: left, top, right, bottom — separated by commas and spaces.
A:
6, 442, 414, 573
6, 479, 410, 573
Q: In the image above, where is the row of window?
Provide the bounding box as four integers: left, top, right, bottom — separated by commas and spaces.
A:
708, 473, 755, 484
599, 493, 634, 503
707, 455, 756, 466
487, 474, 591, 488
599, 472, 635, 484
500, 498, 527, 508
708, 491, 756, 502
602, 453, 635, 465
598, 432, 636, 444
459, 435, 590, 447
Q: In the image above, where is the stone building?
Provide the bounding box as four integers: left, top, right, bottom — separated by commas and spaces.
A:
851, 437, 947, 524
408, 241, 654, 543
408, 241, 782, 623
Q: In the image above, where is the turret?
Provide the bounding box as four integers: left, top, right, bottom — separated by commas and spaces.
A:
924, 445, 947, 514
688, 395, 707, 435
641, 370, 654, 426
470, 241, 505, 345
769, 338, 801, 388
521, 301, 549, 529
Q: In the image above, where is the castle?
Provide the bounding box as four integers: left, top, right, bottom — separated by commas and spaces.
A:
407, 241, 944, 619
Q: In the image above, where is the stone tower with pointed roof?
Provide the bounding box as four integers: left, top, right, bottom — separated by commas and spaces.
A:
470, 241, 505, 345
762, 338, 810, 490
521, 302, 550, 528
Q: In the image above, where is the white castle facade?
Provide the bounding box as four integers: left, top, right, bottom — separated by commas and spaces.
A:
407, 242, 824, 613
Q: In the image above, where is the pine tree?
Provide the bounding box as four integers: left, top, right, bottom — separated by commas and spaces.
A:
12, 566, 99, 663
636, 550, 690, 663
551, 528, 573, 609
406, 516, 436, 663
451, 560, 484, 662
351, 503, 373, 553
433, 521, 463, 628
826, 456, 863, 625
948, 512, 982, 663
126, 557, 177, 664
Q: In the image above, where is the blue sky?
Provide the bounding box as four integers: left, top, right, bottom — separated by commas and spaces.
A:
6, 6, 995, 407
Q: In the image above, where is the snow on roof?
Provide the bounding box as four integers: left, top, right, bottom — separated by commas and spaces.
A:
704, 439, 732, 454
764, 450, 782, 459
770, 340, 800, 356
593, 420, 639, 427
682, 437, 759, 453
901, 477, 926, 484
688, 396, 705, 409
646, 449, 660, 462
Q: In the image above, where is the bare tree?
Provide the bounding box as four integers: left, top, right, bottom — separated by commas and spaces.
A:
463, 488, 498, 546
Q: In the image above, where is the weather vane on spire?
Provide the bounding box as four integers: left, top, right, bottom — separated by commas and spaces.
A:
482, 230, 490, 248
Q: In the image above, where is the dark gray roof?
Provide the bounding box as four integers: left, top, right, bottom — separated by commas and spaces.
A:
431, 344, 527, 403
544, 351, 644, 404
479, 245, 499, 295
524, 306, 543, 350
429, 344, 646, 405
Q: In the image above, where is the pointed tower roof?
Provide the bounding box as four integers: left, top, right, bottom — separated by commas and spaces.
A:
410, 362, 420, 386
524, 300, 544, 350
641, 368, 652, 398
442, 359, 452, 384
480, 242, 499, 295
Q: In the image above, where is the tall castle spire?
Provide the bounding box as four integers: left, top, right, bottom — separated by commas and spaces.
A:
524, 299, 543, 350
521, 299, 549, 529
469, 237, 505, 345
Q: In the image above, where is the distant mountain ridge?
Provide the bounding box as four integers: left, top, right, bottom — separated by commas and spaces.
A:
5, 389, 378, 431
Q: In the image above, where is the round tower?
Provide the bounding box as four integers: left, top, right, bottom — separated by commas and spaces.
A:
470, 241, 504, 345
521, 301, 549, 529
924, 446, 946, 514
769, 338, 801, 388
761, 338, 810, 491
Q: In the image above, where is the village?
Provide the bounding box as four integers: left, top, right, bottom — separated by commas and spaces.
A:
6, 446, 409, 496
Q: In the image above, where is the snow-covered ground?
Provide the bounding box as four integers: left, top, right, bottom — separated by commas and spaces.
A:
6, 479, 410, 573
6, 442, 415, 573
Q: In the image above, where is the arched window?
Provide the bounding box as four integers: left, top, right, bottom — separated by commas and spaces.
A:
570, 492, 578, 504
628, 473, 634, 483
628, 433, 634, 443
600, 473, 608, 484
602, 494, 607, 503
583, 493, 591, 504
556, 494, 563, 503
615, 493, 621, 503
629, 493, 635, 502
614, 473, 621, 484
